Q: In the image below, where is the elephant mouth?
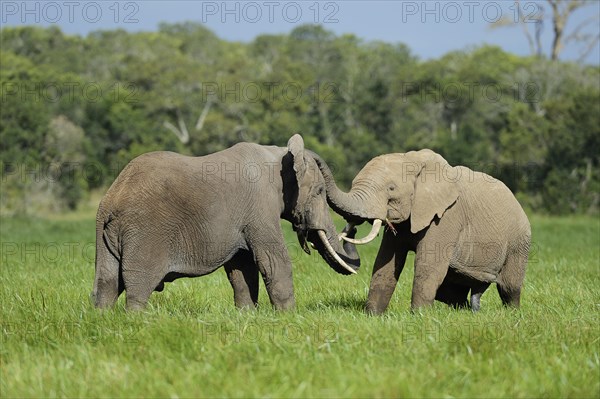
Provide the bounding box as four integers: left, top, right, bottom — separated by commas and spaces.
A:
302, 229, 360, 275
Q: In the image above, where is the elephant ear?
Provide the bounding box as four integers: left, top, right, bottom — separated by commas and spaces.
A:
287, 134, 307, 181
410, 150, 459, 234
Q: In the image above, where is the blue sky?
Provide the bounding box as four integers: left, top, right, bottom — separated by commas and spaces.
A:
2, 1, 599, 63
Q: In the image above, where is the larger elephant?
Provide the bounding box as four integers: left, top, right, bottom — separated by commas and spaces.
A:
92, 134, 359, 311
313, 149, 531, 314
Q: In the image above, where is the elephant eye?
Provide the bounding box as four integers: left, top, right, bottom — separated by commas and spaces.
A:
316, 186, 324, 195
388, 185, 395, 191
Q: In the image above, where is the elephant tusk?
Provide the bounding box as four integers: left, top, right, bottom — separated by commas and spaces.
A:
342, 219, 383, 245
338, 223, 356, 241
317, 230, 357, 275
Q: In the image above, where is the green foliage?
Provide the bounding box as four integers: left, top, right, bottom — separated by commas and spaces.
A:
1, 214, 598, 397
0, 25, 598, 214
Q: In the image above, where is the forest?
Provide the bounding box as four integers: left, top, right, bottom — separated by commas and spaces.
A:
1, 23, 598, 214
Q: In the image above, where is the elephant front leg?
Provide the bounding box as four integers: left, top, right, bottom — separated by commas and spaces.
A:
366, 231, 407, 315
256, 249, 295, 310
249, 233, 295, 311
224, 251, 259, 309
411, 239, 455, 310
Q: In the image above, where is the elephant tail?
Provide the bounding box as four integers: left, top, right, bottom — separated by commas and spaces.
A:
99, 210, 121, 259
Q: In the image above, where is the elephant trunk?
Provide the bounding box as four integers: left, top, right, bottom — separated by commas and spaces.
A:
308, 152, 371, 223
307, 218, 360, 275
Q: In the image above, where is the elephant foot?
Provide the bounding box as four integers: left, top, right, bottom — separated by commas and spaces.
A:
470, 292, 482, 312
272, 296, 296, 311
470, 282, 490, 312
126, 301, 148, 311
365, 300, 387, 315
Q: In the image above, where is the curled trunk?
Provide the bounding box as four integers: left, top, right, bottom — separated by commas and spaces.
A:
306, 218, 360, 275
308, 151, 370, 222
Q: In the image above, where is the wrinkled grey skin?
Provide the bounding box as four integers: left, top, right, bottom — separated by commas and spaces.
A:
92, 135, 359, 311
314, 149, 531, 314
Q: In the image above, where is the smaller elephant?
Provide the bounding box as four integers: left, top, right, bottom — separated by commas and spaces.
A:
314, 149, 531, 314
92, 134, 359, 311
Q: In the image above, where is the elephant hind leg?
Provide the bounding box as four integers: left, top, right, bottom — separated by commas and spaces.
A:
469, 282, 490, 312
497, 251, 528, 308
123, 269, 165, 311
121, 247, 169, 311
224, 251, 259, 309
92, 235, 124, 309
496, 284, 521, 308
435, 281, 469, 309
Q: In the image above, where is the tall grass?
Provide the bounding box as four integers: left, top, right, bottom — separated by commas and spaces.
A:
1, 213, 598, 397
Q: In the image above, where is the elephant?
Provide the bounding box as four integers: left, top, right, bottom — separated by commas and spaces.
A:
92, 134, 359, 311
312, 149, 531, 314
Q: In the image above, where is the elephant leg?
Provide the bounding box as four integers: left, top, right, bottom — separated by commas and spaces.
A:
224, 251, 259, 309
366, 231, 407, 315
92, 238, 124, 309
123, 272, 164, 311
121, 244, 168, 311
247, 226, 295, 311
497, 283, 521, 308
255, 247, 295, 310
496, 251, 527, 308
411, 237, 456, 310
124, 270, 165, 311
470, 282, 490, 312
435, 281, 469, 309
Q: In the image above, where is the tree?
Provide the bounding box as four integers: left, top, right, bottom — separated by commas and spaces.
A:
45, 116, 88, 209
1, 25, 598, 214
491, 0, 600, 62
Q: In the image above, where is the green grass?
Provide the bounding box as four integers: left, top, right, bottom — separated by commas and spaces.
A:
1, 212, 599, 398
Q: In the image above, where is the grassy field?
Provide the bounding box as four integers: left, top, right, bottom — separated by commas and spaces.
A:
1, 211, 598, 398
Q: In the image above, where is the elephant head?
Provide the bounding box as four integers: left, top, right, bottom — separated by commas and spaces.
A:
284, 135, 360, 275
312, 149, 459, 241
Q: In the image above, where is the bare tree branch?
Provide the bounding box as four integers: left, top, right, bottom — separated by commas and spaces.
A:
195, 97, 214, 131
566, 2, 599, 62
490, 0, 544, 56
518, 1, 538, 55
547, 0, 587, 60
577, 33, 600, 63
534, 4, 545, 57
492, 0, 598, 62
163, 111, 189, 144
